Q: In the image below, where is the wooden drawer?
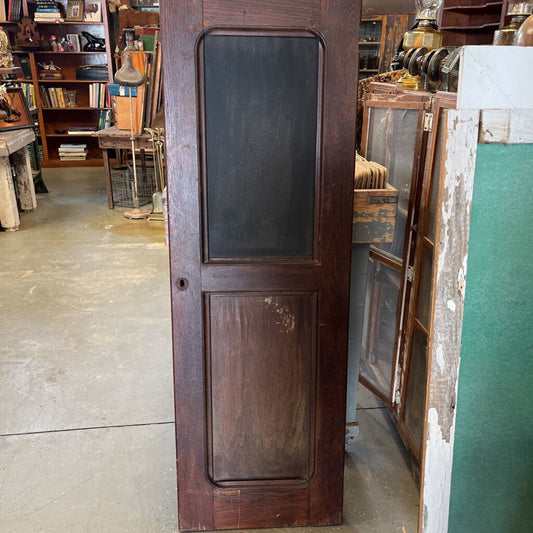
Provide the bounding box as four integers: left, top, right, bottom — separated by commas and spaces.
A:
352, 184, 398, 244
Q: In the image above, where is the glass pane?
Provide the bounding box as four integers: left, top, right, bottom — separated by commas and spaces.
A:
359, 44, 380, 71
426, 109, 446, 242
404, 328, 428, 455
366, 107, 420, 260
416, 246, 434, 329
360, 257, 401, 398
203, 35, 319, 259
359, 20, 383, 43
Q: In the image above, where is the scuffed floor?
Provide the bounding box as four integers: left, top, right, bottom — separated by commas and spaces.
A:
0, 168, 418, 532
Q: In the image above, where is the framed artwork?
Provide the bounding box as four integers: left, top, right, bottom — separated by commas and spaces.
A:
0, 88, 33, 132
84, 2, 102, 22
67, 0, 85, 21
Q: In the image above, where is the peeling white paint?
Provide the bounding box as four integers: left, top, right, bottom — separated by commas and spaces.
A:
423, 408, 456, 533
434, 345, 445, 372
264, 298, 295, 334
422, 109, 478, 533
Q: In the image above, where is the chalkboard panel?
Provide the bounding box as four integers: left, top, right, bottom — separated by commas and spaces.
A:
202, 34, 320, 259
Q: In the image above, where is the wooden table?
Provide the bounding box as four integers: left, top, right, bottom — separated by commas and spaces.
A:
0, 128, 37, 231
94, 126, 153, 209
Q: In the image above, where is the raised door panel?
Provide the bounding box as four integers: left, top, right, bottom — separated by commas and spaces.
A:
206, 292, 317, 485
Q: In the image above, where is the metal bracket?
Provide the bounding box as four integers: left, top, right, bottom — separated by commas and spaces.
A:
423, 112, 434, 132
406, 265, 415, 282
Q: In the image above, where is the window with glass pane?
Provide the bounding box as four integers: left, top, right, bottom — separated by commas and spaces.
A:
360, 257, 401, 396
366, 107, 420, 260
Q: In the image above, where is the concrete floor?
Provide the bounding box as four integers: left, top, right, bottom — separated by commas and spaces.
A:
0, 168, 418, 532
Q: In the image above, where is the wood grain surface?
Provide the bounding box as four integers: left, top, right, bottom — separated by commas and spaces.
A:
207, 293, 316, 484
162, 0, 360, 529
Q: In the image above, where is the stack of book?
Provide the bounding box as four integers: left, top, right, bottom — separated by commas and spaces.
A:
59, 144, 88, 162
34, 1, 63, 23
89, 83, 109, 109
5, 0, 23, 21
39, 86, 68, 108
21, 83, 36, 109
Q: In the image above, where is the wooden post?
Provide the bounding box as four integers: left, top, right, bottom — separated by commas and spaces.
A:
0, 156, 20, 231
12, 146, 36, 211
419, 109, 480, 533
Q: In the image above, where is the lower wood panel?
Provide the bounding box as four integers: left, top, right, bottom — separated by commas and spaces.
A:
206, 292, 317, 485
213, 488, 310, 529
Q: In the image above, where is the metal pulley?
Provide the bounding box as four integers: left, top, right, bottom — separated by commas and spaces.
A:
397, 46, 461, 93
421, 48, 449, 92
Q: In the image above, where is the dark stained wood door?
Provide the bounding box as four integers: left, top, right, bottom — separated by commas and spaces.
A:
161, 1, 360, 530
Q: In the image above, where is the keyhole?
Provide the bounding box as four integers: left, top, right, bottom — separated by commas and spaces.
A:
177, 278, 189, 291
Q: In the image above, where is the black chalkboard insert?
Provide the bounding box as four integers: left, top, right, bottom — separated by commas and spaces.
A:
203, 35, 320, 259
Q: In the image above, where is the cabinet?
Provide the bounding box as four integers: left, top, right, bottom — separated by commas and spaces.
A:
2, 0, 113, 167
359, 14, 413, 79
359, 16, 387, 80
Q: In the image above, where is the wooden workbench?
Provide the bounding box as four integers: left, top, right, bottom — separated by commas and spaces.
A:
94, 126, 153, 209
0, 128, 37, 231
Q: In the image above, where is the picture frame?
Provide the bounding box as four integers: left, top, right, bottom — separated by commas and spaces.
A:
66, 33, 81, 52
84, 1, 102, 22
0, 87, 33, 132
67, 0, 85, 22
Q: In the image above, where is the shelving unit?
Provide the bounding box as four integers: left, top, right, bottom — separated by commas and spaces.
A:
439, 0, 508, 45
358, 16, 387, 80
1, 0, 113, 167
358, 14, 414, 80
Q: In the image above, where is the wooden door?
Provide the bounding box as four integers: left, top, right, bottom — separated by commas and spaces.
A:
161, 1, 360, 530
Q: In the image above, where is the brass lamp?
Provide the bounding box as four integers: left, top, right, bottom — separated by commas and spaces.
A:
400, 0, 443, 90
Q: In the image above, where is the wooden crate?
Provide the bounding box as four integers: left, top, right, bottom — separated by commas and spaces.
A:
352, 184, 398, 244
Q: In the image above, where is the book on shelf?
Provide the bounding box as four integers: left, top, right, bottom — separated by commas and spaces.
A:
59, 143, 88, 150
39, 70, 63, 79
59, 143, 88, 160
8, 0, 23, 22
88, 83, 109, 108
21, 83, 36, 108
34, 15, 64, 22
68, 124, 98, 134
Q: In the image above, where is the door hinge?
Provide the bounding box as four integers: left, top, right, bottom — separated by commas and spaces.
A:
406, 265, 415, 282
395, 389, 402, 405
423, 112, 434, 132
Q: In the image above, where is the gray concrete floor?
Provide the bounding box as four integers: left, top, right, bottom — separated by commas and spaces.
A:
0, 168, 418, 532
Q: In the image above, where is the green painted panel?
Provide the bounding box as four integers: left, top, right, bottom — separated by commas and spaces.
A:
449, 144, 533, 533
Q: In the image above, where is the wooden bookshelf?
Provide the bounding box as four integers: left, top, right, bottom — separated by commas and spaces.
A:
439, 0, 508, 45
1, 0, 113, 167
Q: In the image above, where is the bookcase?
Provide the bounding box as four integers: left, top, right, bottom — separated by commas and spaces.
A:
1, 0, 113, 167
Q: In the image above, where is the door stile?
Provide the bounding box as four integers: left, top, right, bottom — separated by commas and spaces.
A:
309, 1, 360, 522
161, 0, 215, 530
